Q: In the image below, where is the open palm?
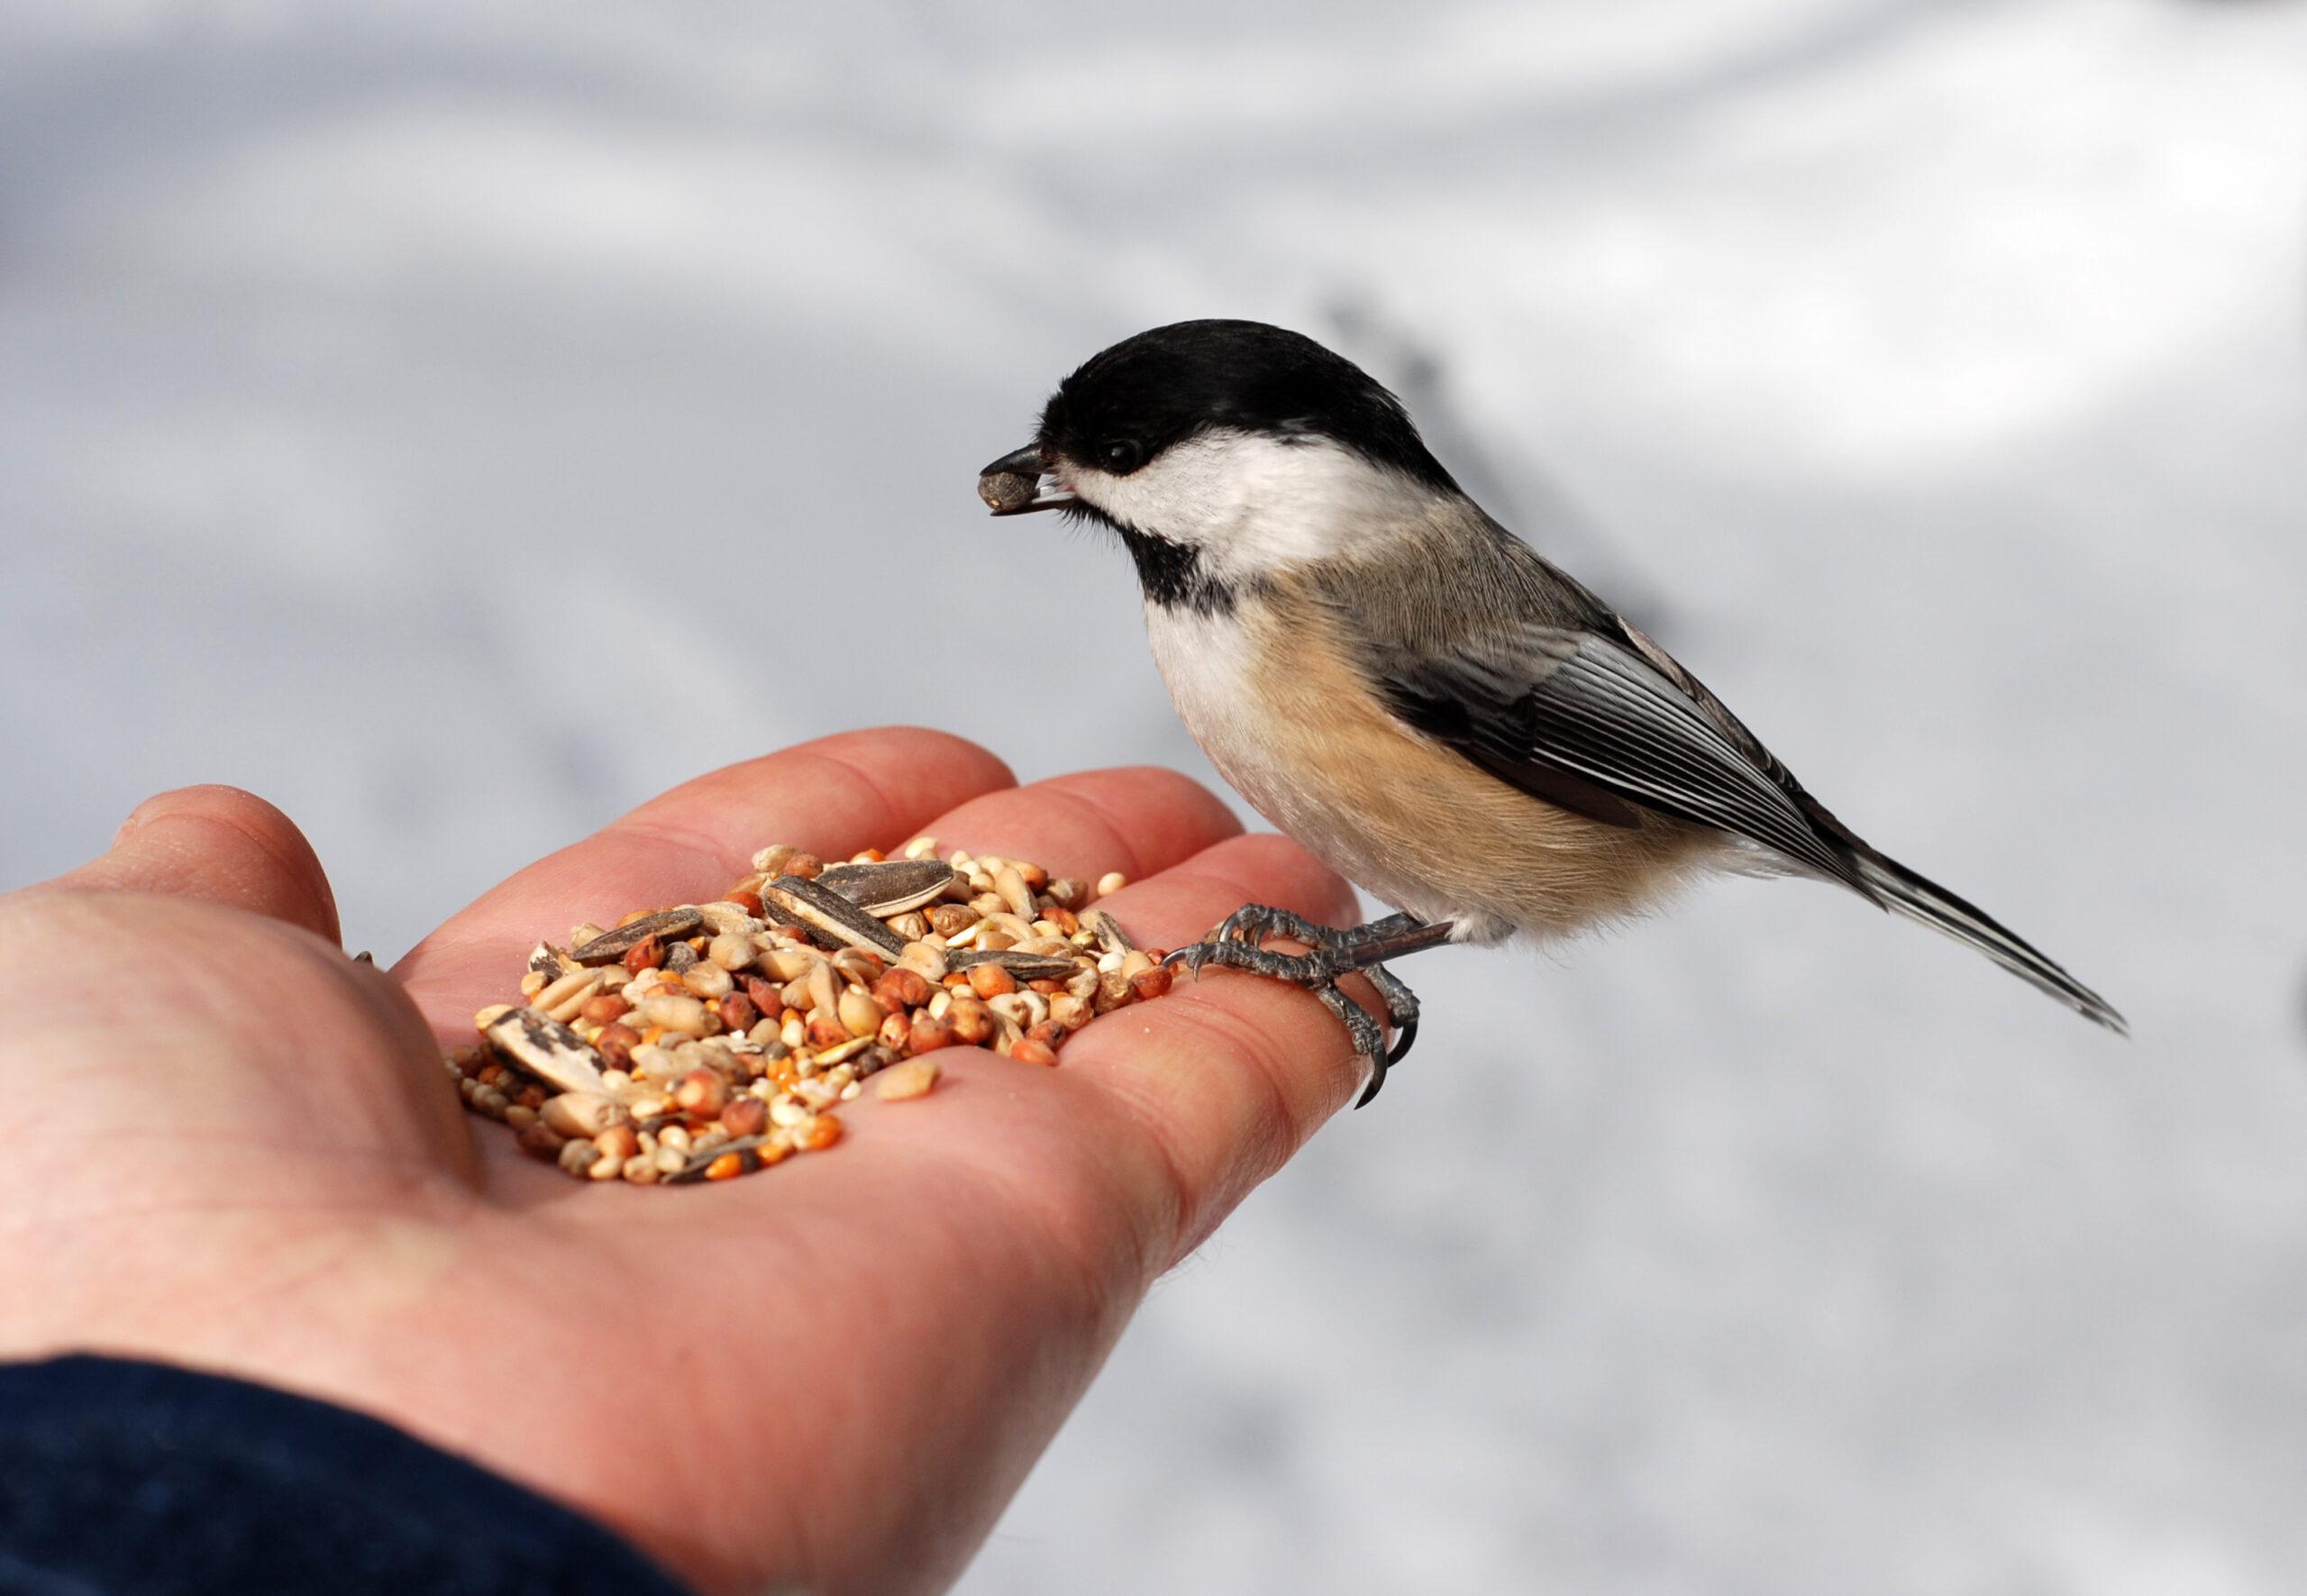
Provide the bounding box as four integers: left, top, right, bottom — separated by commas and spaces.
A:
0, 728, 1372, 1596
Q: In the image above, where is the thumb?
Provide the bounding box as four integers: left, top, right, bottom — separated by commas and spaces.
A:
28, 785, 342, 944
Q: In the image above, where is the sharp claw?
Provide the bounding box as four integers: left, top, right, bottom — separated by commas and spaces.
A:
1354, 1061, 1387, 1108
1385, 1011, 1418, 1067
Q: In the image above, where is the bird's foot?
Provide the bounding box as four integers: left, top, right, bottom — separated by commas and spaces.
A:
1163, 906, 1436, 1107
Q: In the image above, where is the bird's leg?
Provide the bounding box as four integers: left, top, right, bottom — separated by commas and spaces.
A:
1163, 908, 1454, 1107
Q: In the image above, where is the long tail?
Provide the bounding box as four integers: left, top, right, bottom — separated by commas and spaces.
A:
1853, 849, 2128, 1035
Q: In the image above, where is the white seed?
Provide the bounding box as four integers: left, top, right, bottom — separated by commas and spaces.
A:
638, 992, 712, 1037
876, 1058, 940, 1100
542, 1092, 632, 1139
994, 865, 1036, 921
814, 1035, 873, 1068
1096, 871, 1126, 897
761, 945, 817, 982
681, 963, 734, 1000
694, 901, 761, 936
838, 988, 884, 1039
897, 941, 948, 983
807, 961, 842, 1022
534, 968, 596, 1013
707, 932, 756, 971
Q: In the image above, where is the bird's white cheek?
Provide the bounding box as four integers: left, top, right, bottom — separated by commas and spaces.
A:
1080, 430, 1434, 577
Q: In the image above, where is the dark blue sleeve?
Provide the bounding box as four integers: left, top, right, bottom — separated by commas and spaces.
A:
0, 1356, 694, 1596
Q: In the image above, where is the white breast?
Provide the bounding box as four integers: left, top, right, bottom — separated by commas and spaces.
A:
1144, 597, 1492, 935
1144, 603, 1281, 805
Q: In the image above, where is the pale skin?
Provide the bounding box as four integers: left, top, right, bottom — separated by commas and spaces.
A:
0, 727, 1379, 1596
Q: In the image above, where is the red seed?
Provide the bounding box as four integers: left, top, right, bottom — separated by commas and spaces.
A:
595, 1022, 640, 1070
945, 994, 992, 1044
742, 973, 781, 1013
1010, 1038, 1059, 1067
720, 1097, 767, 1138
967, 964, 1017, 999
716, 992, 759, 1032
907, 1011, 955, 1053
873, 968, 932, 1011
579, 992, 631, 1026
1129, 965, 1173, 1001
622, 935, 663, 973
673, 1068, 727, 1118
727, 889, 764, 917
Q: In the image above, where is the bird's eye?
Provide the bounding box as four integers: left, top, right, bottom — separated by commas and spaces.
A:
1098, 438, 1145, 474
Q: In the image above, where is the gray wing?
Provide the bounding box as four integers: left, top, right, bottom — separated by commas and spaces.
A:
1369, 616, 1872, 894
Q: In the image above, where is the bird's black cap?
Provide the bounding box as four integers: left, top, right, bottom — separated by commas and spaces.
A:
1035, 319, 1461, 493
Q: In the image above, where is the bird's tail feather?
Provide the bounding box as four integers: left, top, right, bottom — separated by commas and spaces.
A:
1854, 850, 2128, 1035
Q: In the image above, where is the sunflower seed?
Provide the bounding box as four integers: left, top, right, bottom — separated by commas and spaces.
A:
1083, 909, 1135, 957
756, 875, 907, 959
816, 858, 958, 916
570, 907, 705, 965
945, 948, 1081, 983
979, 470, 1038, 513
482, 1007, 607, 1095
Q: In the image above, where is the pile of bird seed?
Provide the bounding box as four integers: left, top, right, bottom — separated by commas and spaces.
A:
443, 838, 1172, 1185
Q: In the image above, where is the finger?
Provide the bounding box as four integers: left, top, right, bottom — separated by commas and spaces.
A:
920, 763, 1245, 887
24, 785, 340, 944
1063, 831, 1371, 1261
397, 727, 1014, 1013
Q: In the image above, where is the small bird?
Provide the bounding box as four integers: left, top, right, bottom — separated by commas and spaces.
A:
979, 320, 2124, 1103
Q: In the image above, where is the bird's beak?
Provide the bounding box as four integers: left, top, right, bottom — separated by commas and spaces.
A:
978, 446, 1076, 516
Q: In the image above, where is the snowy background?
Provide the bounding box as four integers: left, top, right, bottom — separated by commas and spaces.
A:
5, 1, 2306, 1590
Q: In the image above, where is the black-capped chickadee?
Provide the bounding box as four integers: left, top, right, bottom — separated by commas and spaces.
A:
980, 319, 2124, 1104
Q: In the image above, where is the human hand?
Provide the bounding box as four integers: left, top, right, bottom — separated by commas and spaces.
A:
0, 728, 1371, 1595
